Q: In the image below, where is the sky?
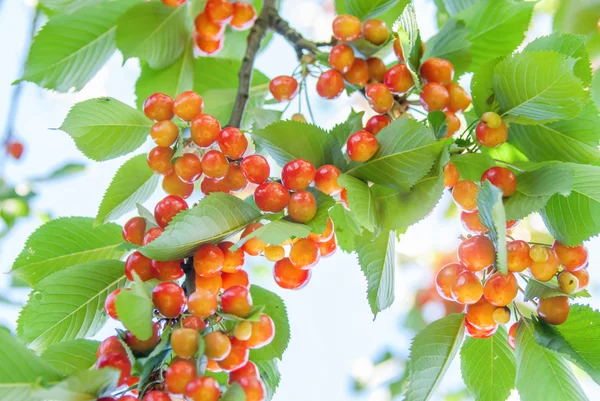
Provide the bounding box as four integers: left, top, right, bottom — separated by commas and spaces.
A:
0, 1, 599, 400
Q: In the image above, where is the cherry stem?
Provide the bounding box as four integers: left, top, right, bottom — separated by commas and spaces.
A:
494, 159, 526, 172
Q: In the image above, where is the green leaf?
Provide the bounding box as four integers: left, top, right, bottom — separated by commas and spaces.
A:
471, 57, 502, 115
540, 163, 600, 245
137, 203, 159, 228
137, 327, 172, 390
95, 154, 160, 225
116, 0, 189, 69
426, 111, 448, 139
392, 3, 423, 89
523, 278, 590, 302
337, 175, 378, 232
494, 51, 586, 125
356, 230, 396, 317
11, 217, 125, 286
31, 163, 86, 183
477, 181, 507, 274
533, 304, 600, 384
422, 19, 471, 76
460, 327, 516, 401
345, 0, 407, 20
17, 260, 127, 351
328, 204, 362, 253
450, 153, 495, 181
249, 285, 290, 361
345, 117, 445, 191
221, 383, 245, 401
248, 109, 283, 130
140, 193, 262, 261
135, 38, 195, 109
405, 314, 465, 401
31, 369, 119, 401
442, 0, 479, 15
251, 120, 339, 169
39, 0, 106, 13
255, 359, 281, 401
0, 328, 63, 401
515, 319, 588, 401
41, 339, 100, 375
18, 1, 135, 92
593, 71, 600, 109
115, 279, 155, 341
336, 0, 408, 26
59, 97, 152, 162
232, 219, 311, 251
553, 0, 600, 55
329, 109, 365, 146
458, 0, 534, 71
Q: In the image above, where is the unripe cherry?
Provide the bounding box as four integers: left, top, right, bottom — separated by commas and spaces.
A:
443, 162, 459, 188
174, 153, 203, 183
458, 235, 495, 272
460, 211, 488, 234
420, 58, 454, 85
222, 270, 250, 290
152, 282, 186, 318
384, 64, 414, 94
205, 0, 233, 23
507, 240, 531, 272
451, 270, 483, 304
173, 90, 204, 121
292, 113, 306, 122
274, 257, 311, 290
171, 328, 199, 359
289, 238, 320, 269
162, 172, 194, 199
344, 58, 369, 87
234, 321, 253, 341
365, 115, 392, 135
144, 93, 174, 121
188, 288, 218, 319
254, 182, 290, 213
530, 247, 560, 282
363, 19, 389, 46
475, 121, 508, 148
191, 114, 221, 147
558, 271, 579, 294
435, 263, 464, 301
240, 154, 270, 184
481, 111, 502, 128
452, 180, 479, 211
366, 83, 394, 114
332, 14, 362, 42
241, 222, 267, 256
316, 70, 345, 99
530, 245, 549, 262
165, 359, 197, 395
204, 331, 232, 361
123, 217, 146, 245
288, 190, 317, 223
148, 146, 174, 175
481, 166, 517, 197
194, 244, 224, 277
151, 120, 179, 147
347, 130, 378, 162
553, 241, 588, 272
269, 76, 299, 102
537, 296, 570, 325
230, 2, 257, 30
493, 306, 511, 324
125, 322, 160, 354
218, 241, 245, 273
420, 82, 449, 111
366, 57, 386, 82
264, 245, 285, 262
483, 271, 518, 306
446, 83, 471, 112
314, 164, 342, 195
329, 44, 355, 73
281, 158, 316, 190
221, 285, 253, 318
154, 195, 188, 228
202, 150, 229, 178
218, 127, 248, 159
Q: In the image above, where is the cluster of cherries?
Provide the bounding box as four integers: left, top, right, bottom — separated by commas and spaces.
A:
5, 140, 24, 160
439, 161, 590, 347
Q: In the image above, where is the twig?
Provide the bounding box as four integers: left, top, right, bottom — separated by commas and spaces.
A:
268, 12, 320, 55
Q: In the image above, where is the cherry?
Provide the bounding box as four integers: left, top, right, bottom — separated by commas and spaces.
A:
174, 153, 203, 183
194, 244, 224, 277
344, 58, 370, 87
152, 282, 186, 318
347, 130, 378, 162
537, 296, 570, 325
241, 155, 270, 184
483, 271, 517, 306
458, 235, 495, 272
341, 188, 349, 209
173, 91, 204, 121
269, 76, 299, 102
289, 239, 320, 269
96, 352, 131, 386
281, 159, 316, 190
218, 241, 245, 273
218, 338, 250, 372
332, 14, 362, 42
154, 195, 188, 228
217, 128, 248, 160
288, 190, 317, 223
171, 328, 199, 359
230, 2, 256, 30
144, 93, 174, 121
465, 318, 497, 339
557, 271, 579, 294
162, 0, 186, 6
247, 313, 275, 349
316, 70, 345, 99
205, 0, 233, 23
241, 222, 267, 255
6, 140, 24, 159
119, 396, 139, 401
125, 322, 160, 354
530, 247, 560, 282
96, 336, 126, 359
329, 44, 355, 73
310, 220, 337, 246
419, 82, 449, 111
420, 58, 454, 85
254, 182, 290, 213
506, 219, 519, 230
493, 306, 511, 324
206, 358, 222, 372
292, 113, 306, 122
196, 273, 223, 295
204, 331, 232, 361
195, 12, 225, 40
435, 263, 464, 301
201, 176, 230, 195
481, 112, 503, 128
366, 57, 386, 82
195, 34, 224, 56
365, 83, 394, 114
507, 240, 531, 272
384, 64, 414, 94
572, 269, 589, 290
460, 211, 488, 234
237, 376, 266, 401
191, 114, 221, 147
452, 180, 479, 211
314, 164, 342, 195
123, 217, 146, 245
104, 288, 121, 320
165, 359, 197, 395
185, 376, 221, 401
446, 83, 471, 112
222, 163, 248, 192
234, 321, 253, 341
150, 259, 184, 281
188, 288, 218, 319
221, 285, 253, 317
451, 270, 483, 304
529, 244, 549, 262
264, 245, 285, 262
443, 162, 459, 188
393, 37, 404, 61
317, 234, 337, 257
222, 270, 250, 290
481, 167, 517, 197
202, 150, 229, 178
465, 297, 496, 330
475, 120, 508, 148
365, 115, 391, 135
182, 316, 207, 332
162, 172, 194, 198
444, 111, 461, 137
508, 322, 517, 350
143, 227, 164, 245
553, 241, 588, 272
363, 19, 389, 45
148, 146, 174, 175
150, 120, 179, 147
229, 361, 259, 384
274, 257, 311, 290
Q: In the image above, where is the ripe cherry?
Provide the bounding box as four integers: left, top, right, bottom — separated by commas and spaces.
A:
196, 274, 223, 295
451, 270, 483, 304
458, 235, 495, 272
288, 190, 317, 223
205, 0, 233, 23
446, 83, 471, 112
218, 127, 248, 159
444, 111, 461, 137
173, 90, 204, 121
465, 318, 497, 339
420, 82, 449, 111
204, 331, 232, 361
557, 271, 579, 294
537, 296, 570, 325
420, 58, 454, 85
316, 70, 345, 99
123, 217, 146, 245
241, 222, 267, 256
218, 338, 250, 372
443, 162, 459, 188
365, 115, 391, 135
530, 247, 560, 282
194, 244, 224, 277
148, 146, 174, 175
6, 140, 24, 160
384, 64, 414, 94
171, 328, 199, 359
191, 114, 221, 147
274, 257, 311, 290
143, 227, 164, 245
312, 219, 338, 246
234, 321, 253, 341
96, 336, 126, 359
344, 58, 370, 87
289, 239, 320, 269
165, 359, 197, 395
188, 288, 218, 319
483, 271, 518, 306
460, 211, 488, 234
317, 234, 337, 257
475, 121, 508, 148
125, 322, 160, 354
154, 195, 188, 228
201, 176, 230, 195
254, 182, 290, 213
162, 172, 194, 198
229, 361, 259, 384
144, 93, 174, 121
240, 154, 270, 184
230, 2, 257, 30
347, 130, 378, 162
363, 19, 389, 46
366, 83, 394, 114
572, 269, 589, 290
332, 14, 362, 42
269, 76, 299, 101
452, 180, 479, 211
104, 288, 121, 320
96, 352, 131, 386
264, 245, 285, 262
195, 12, 225, 40
202, 150, 229, 178
435, 263, 464, 301
222, 163, 249, 192
507, 240, 531, 272
493, 306, 511, 324
314, 164, 342, 195
465, 297, 496, 330
174, 153, 203, 183
553, 241, 588, 272
222, 270, 250, 290
195, 34, 224, 56
221, 285, 253, 317
508, 322, 517, 350
162, 0, 186, 6
481, 167, 517, 197
393, 37, 404, 61
281, 159, 316, 191
237, 376, 266, 401
218, 241, 245, 273
151, 120, 179, 147
367, 57, 386, 82
329, 44, 355, 74
182, 316, 207, 332
152, 282, 186, 318
185, 376, 221, 401
247, 313, 275, 349
150, 259, 184, 281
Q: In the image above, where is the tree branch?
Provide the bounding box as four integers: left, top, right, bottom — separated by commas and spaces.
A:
268, 13, 320, 55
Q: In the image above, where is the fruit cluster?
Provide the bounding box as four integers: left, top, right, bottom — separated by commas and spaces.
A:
439, 164, 590, 345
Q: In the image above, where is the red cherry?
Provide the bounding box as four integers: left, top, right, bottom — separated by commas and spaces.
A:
384, 64, 414, 94
314, 164, 342, 195
195, 12, 225, 40
444, 111, 461, 137
508, 322, 517, 350
230, 2, 257, 30
144, 93, 174, 121
148, 146, 174, 175
475, 121, 508, 148
289, 238, 320, 269
366, 57, 386, 82
143, 227, 164, 245
218, 241, 245, 273
465, 318, 497, 339
481, 167, 517, 197
451, 270, 483, 304
122, 217, 146, 245
150, 120, 179, 147
443, 162, 459, 188
185, 376, 221, 401
125, 251, 154, 282
96, 336, 126, 359
316, 70, 345, 99
96, 352, 131, 386
6, 140, 24, 159
152, 282, 186, 318
317, 234, 337, 257
205, 0, 233, 23
420, 82, 449, 111
154, 195, 188, 228
365, 115, 392, 135
142, 391, 171, 401
195, 33, 224, 56
104, 288, 122, 320
165, 359, 197, 395
452, 180, 479, 212
446, 83, 471, 112
332, 14, 362, 42
347, 130, 378, 162
174, 153, 203, 183
162, 172, 194, 199
287, 190, 317, 223
274, 258, 311, 290
365, 83, 394, 114
173, 91, 204, 121
125, 322, 161, 354
229, 361, 259, 384
218, 127, 248, 159
420, 58, 454, 85
269, 76, 299, 101
182, 316, 207, 332
247, 313, 275, 349
194, 244, 224, 277
237, 376, 266, 401
254, 182, 290, 213
329, 44, 355, 74
221, 285, 253, 318
162, 0, 186, 6
218, 338, 250, 372
281, 159, 316, 190
222, 270, 250, 290
191, 114, 221, 147
150, 259, 184, 281
202, 150, 230, 179
458, 235, 496, 272
435, 263, 464, 301
553, 241, 588, 272
344, 58, 369, 87
241, 223, 267, 256
240, 155, 270, 184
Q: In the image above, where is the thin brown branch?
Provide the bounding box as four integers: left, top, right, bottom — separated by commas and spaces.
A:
268, 13, 320, 55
